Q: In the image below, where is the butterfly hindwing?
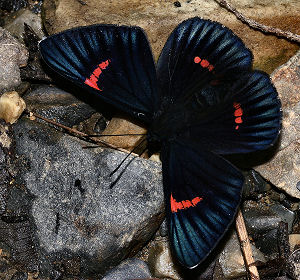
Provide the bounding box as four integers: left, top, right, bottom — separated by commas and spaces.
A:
161, 140, 244, 268
39, 24, 158, 123
184, 70, 281, 154
156, 17, 252, 105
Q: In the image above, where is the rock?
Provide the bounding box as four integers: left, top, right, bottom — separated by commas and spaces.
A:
269, 204, 295, 232
0, 215, 39, 271
0, 28, 28, 93
101, 258, 152, 280
0, 0, 28, 12
242, 201, 295, 235
23, 85, 96, 128
13, 117, 164, 278
147, 237, 181, 280
20, 23, 51, 83
255, 50, 300, 199
100, 114, 147, 151
0, 91, 26, 124
286, 249, 300, 280
289, 234, 300, 252
11, 271, 28, 280
242, 200, 296, 259
42, 0, 300, 73
242, 170, 271, 200
4, 9, 44, 42
218, 230, 266, 279
254, 228, 278, 259
0, 120, 14, 215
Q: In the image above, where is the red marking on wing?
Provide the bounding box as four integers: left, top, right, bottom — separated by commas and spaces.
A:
234, 108, 243, 117
208, 64, 214, 72
194, 56, 201, 63
84, 59, 111, 91
85, 76, 100, 91
200, 59, 209, 68
194, 56, 214, 72
170, 193, 203, 213
235, 117, 243, 124
233, 102, 243, 129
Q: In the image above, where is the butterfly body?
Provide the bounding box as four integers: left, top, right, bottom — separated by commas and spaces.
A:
39, 17, 281, 269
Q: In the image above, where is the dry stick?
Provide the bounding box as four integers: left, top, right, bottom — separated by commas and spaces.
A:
28, 111, 133, 154
215, 0, 300, 44
236, 209, 260, 280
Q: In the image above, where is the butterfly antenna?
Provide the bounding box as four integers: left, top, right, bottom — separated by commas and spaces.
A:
109, 144, 148, 189
109, 137, 147, 177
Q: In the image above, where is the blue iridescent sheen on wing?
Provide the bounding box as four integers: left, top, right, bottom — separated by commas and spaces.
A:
161, 140, 243, 268
40, 24, 158, 123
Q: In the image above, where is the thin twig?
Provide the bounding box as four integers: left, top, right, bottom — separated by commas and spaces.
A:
236, 209, 260, 280
215, 0, 300, 44
27, 111, 132, 154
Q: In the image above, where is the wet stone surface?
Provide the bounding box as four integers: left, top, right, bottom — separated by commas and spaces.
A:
24, 85, 97, 128
13, 117, 164, 278
0, 27, 28, 93
255, 50, 300, 199
101, 258, 152, 280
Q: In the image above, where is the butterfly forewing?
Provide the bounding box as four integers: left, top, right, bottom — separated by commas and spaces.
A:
156, 17, 253, 106
184, 71, 281, 154
161, 140, 244, 268
40, 24, 158, 123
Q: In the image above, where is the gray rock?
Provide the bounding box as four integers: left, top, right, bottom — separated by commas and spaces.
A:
0, 0, 28, 12
11, 271, 28, 280
242, 201, 295, 235
255, 50, 300, 199
147, 237, 181, 280
4, 9, 44, 42
0, 27, 28, 93
242, 200, 295, 259
270, 204, 295, 232
254, 229, 279, 259
242, 170, 270, 199
13, 118, 164, 277
0, 120, 14, 215
101, 258, 151, 280
243, 201, 281, 235
219, 230, 266, 279
24, 85, 97, 127
286, 249, 300, 280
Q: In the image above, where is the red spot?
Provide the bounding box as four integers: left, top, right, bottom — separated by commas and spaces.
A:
194, 56, 201, 64
233, 102, 241, 109
233, 102, 243, 129
170, 193, 203, 213
84, 59, 111, 91
84, 75, 101, 91
235, 117, 243, 124
182, 200, 193, 208
200, 59, 210, 68
208, 64, 214, 72
234, 108, 243, 117
93, 67, 102, 77
192, 196, 202, 205
99, 59, 110, 69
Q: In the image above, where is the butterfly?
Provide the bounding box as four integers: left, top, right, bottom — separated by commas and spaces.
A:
39, 17, 281, 269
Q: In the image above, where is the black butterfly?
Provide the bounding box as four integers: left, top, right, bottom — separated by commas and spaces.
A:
39, 17, 281, 268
